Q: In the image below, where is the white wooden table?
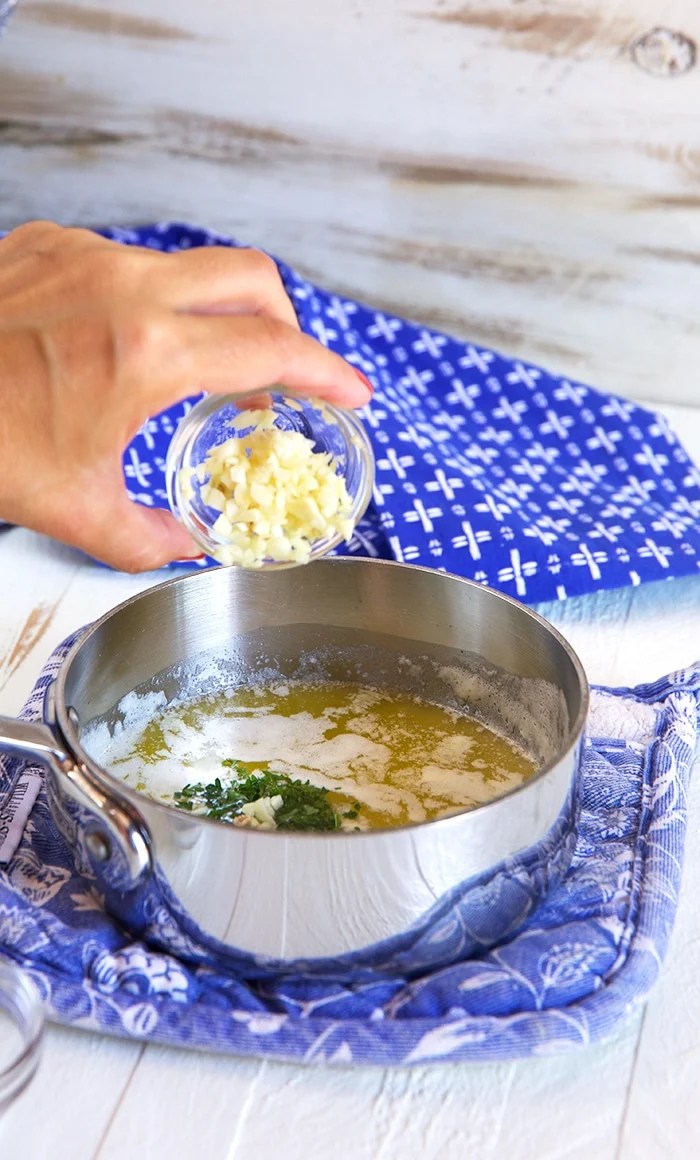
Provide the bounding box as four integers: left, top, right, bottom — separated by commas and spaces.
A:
1, 0, 700, 1152
0, 404, 697, 1160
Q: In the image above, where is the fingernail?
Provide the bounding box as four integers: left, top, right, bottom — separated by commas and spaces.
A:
173, 553, 207, 564
353, 369, 374, 395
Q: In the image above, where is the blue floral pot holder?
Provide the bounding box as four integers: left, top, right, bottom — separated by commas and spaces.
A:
0, 641, 697, 1067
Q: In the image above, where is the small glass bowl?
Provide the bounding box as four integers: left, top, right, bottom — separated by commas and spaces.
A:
166, 392, 375, 569
0, 962, 44, 1111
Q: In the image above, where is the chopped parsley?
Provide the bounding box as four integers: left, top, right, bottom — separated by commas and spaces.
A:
173, 763, 359, 832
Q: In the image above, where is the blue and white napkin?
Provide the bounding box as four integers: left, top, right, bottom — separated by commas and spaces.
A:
105, 221, 700, 605
0, 637, 697, 1066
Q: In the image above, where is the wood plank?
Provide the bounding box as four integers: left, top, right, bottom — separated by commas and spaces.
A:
93, 1050, 272, 1160
1, 136, 699, 405
617, 754, 700, 1159
1, 1025, 143, 1159
1, 1, 700, 405
0, 530, 160, 714
3, 0, 699, 194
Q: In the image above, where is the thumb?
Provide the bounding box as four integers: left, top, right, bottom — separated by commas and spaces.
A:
79, 495, 204, 573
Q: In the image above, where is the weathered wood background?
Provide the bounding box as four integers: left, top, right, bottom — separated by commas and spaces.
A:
1, 0, 699, 406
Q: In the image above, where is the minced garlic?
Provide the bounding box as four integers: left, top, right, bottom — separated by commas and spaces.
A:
234, 793, 284, 830
181, 408, 354, 567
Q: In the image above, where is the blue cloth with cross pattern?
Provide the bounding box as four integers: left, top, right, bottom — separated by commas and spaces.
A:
103, 222, 700, 605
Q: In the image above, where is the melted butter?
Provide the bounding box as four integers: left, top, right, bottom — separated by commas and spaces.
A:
99, 681, 536, 830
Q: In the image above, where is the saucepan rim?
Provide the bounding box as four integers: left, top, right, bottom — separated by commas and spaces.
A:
51, 558, 590, 841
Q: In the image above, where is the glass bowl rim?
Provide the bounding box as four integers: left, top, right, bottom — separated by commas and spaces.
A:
165, 392, 375, 569
0, 960, 44, 1110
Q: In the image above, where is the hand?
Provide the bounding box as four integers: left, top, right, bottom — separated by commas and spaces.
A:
0, 222, 372, 571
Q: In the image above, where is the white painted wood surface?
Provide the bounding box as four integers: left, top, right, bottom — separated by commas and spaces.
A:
1, 1, 700, 1150
0, 402, 697, 1159
1, 1, 700, 405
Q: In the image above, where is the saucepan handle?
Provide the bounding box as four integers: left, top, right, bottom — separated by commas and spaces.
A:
0, 714, 153, 886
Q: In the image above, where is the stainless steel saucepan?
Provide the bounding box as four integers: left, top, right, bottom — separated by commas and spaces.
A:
0, 559, 588, 971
